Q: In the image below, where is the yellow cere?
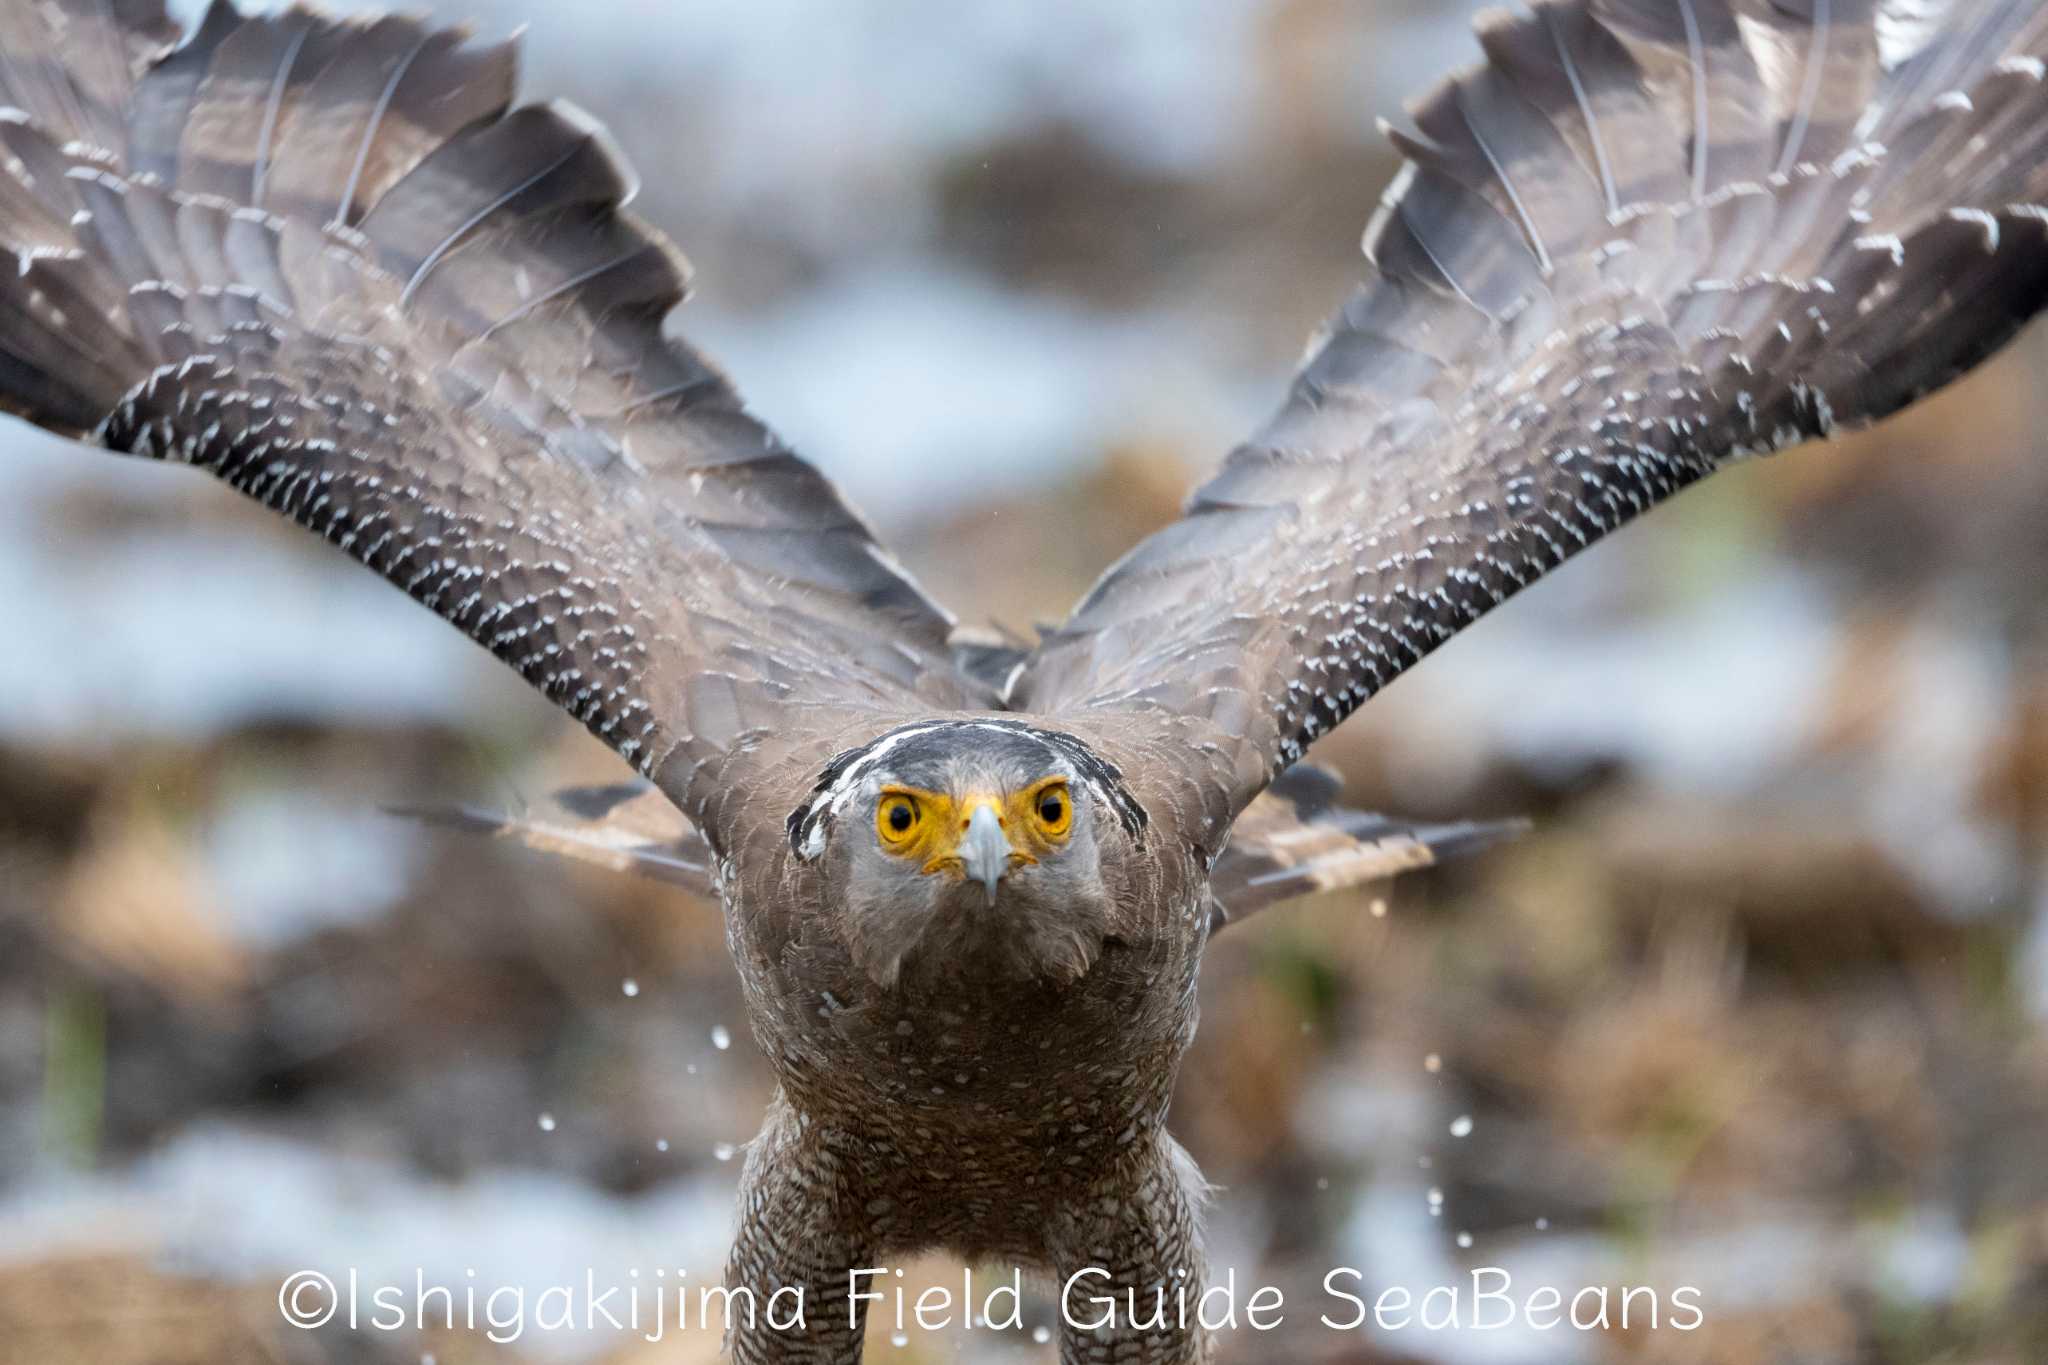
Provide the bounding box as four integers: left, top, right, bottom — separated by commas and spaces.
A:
875, 778, 1074, 874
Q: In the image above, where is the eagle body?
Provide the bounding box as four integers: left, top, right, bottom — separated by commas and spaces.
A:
720, 717, 1214, 1358
8, 0, 2048, 1361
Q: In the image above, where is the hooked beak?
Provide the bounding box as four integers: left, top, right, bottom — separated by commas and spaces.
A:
959, 803, 1014, 906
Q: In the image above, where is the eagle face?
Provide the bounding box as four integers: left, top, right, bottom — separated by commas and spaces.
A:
789, 720, 1149, 991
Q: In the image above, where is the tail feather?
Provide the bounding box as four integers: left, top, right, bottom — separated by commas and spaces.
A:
389, 781, 717, 899
1205, 763, 1526, 932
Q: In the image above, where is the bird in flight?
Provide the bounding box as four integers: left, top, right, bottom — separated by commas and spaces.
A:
3, 0, 2047, 1360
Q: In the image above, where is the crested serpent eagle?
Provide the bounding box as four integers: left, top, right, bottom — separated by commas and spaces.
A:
4, 0, 2048, 1361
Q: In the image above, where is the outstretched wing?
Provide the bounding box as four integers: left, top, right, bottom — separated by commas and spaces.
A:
0, 0, 990, 850
1015, 0, 2048, 818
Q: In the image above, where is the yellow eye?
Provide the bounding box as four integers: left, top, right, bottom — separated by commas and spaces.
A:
877, 792, 922, 845
1030, 781, 1072, 838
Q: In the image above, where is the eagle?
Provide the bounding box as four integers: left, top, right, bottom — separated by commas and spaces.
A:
3, 0, 2046, 1361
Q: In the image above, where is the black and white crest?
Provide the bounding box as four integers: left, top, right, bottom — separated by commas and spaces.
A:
787, 719, 1148, 860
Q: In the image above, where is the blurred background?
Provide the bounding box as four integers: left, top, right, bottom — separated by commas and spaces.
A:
4, 0, 2048, 1361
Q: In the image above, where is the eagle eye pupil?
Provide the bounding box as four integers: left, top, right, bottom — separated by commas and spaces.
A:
1039, 795, 1063, 823
888, 802, 913, 833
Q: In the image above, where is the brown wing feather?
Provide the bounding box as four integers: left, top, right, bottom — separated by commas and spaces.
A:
1016, 0, 2048, 815
0, 0, 988, 851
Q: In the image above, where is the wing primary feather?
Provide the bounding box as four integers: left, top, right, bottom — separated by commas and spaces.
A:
476, 243, 652, 340
332, 28, 433, 227
92, 0, 135, 155
0, 25, 91, 152
250, 22, 312, 211
609, 371, 725, 419
1678, 0, 1711, 201
123, 0, 238, 184
1545, 6, 1620, 215
398, 133, 583, 307
1388, 179, 1485, 312
1776, 0, 1835, 177
1454, 81, 1554, 271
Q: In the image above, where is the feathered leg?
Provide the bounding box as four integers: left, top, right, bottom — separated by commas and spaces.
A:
1049, 1132, 1214, 1365
725, 1091, 873, 1365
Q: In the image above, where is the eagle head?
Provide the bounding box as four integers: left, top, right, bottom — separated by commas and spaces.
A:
787, 720, 1147, 990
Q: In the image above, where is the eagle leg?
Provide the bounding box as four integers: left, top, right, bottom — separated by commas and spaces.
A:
724, 1092, 874, 1365
1047, 1131, 1215, 1365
